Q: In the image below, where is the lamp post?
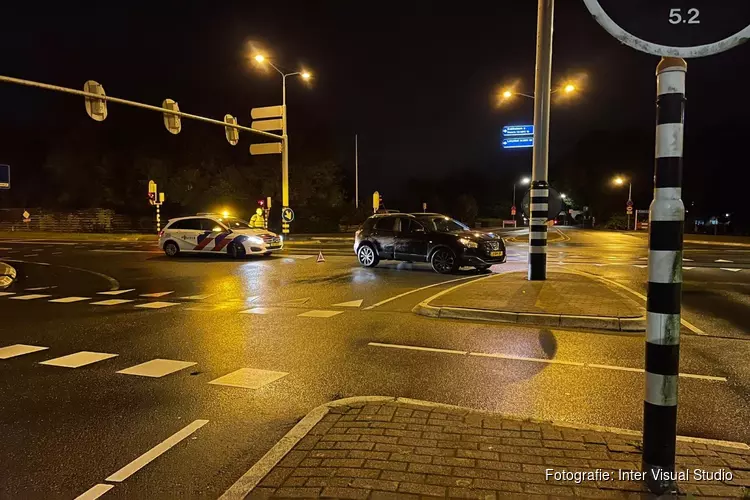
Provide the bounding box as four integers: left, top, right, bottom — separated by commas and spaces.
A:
614, 176, 633, 229
499, 82, 577, 103
254, 54, 311, 232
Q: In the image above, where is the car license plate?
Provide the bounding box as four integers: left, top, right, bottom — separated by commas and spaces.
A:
490, 251, 503, 257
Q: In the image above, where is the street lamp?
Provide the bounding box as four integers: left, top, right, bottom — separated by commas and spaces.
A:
253, 54, 313, 234
499, 81, 579, 103
512, 177, 531, 225
613, 176, 633, 230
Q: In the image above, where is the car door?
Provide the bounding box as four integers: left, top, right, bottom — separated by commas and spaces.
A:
199, 218, 233, 252
371, 216, 396, 259
395, 218, 429, 261
174, 218, 205, 251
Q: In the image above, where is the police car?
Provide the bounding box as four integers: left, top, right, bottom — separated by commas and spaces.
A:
159, 214, 283, 258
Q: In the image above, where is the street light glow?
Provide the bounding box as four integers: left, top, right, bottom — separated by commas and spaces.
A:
301, 71, 311, 80
614, 177, 624, 186
521, 177, 531, 185
502, 90, 513, 99
563, 84, 576, 94
561, 193, 567, 199
254, 54, 265, 63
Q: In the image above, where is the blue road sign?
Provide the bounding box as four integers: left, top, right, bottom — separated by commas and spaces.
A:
502, 125, 534, 136
0, 164, 9, 189
502, 137, 534, 149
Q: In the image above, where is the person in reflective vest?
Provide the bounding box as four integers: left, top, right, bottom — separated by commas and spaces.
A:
249, 207, 265, 228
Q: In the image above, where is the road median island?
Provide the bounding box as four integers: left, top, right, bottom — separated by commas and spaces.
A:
221, 396, 750, 499
0, 261, 17, 289
412, 270, 646, 332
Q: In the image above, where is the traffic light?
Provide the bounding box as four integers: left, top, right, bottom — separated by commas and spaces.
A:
148, 192, 156, 204
258, 199, 265, 207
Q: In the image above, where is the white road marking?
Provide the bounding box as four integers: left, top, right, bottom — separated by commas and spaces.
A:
135, 301, 180, 309
186, 304, 232, 312
638, 257, 648, 260
0, 292, 16, 297
181, 294, 213, 300
50, 296, 92, 303
209, 368, 288, 389
51, 252, 63, 255
74, 483, 114, 500
368, 342, 467, 355
240, 307, 273, 315
298, 310, 343, 318
25, 286, 57, 291
277, 297, 310, 306
40, 351, 118, 368
91, 249, 161, 254
332, 299, 364, 308
0, 344, 49, 359
10, 294, 52, 300
720, 268, 741, 272
0, 247, 12, 250
0, 240, 77, 245
633, 265, 648, 269
367, 342, 726, 381
683, 258, 694, 262
91, 299, 134, 306
683, 267, 696, 270
117, 359, 197, 378
283, 254, 314, 259
139, 291, 174, 298
23, 254, 39, 257
97, 289, 135, 296
715, 259, 734, 263
105, 419, 209, 482
364, 275, 484, 310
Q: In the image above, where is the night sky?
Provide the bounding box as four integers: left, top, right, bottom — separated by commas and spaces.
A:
2, 2, 750, 215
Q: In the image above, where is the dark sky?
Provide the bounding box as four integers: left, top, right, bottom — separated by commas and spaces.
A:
2, 1, 750, 211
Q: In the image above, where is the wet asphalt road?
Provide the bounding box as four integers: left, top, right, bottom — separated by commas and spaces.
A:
0, 228, 749, 499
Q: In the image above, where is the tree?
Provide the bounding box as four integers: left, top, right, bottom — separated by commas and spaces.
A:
454, 194, 478, 226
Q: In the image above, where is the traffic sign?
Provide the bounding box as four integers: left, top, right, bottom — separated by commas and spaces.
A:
251, 105, 283, 120
162, 99, 181, 134
582, 1, 750, 58
22, 210, 30, 220
522, 188, 563, 221
0, 164, 9, 189
250, 143, 282, 155
502, 137, 534, 149
83, 80, 107, 121
252, 118, 283, 132
224, 114, 239, 146
627, 206, 633, 214
281, 207, 295, 223
511, 205, 517, 216
502, 125, 534, 136
627, 199, 634, 207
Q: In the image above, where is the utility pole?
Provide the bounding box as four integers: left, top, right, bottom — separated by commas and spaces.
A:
281, 74, 290, 235
528, 0, 554, 281
355, 134, 359, 209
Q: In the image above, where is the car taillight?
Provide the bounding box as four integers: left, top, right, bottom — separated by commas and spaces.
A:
158, 230, 164, 237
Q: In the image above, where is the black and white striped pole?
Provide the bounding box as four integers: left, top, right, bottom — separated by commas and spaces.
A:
528, 0, 554, 281
642, 57, 686, 494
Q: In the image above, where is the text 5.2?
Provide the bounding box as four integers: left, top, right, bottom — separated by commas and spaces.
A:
669, 8, 700, 25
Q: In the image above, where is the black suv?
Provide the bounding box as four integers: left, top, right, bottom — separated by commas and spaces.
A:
354, 213, 507, 274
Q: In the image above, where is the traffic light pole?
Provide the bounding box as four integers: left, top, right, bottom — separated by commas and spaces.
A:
528, 0, 554, 281
642, 57, 687, 495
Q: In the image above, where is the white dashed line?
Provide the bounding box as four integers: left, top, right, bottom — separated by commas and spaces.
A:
720, 268, 741, 273
139, 292, 174, 298
298, 310, 343, 318
0, 344, 49, 359
715, 259, 734, 263
0, 292, 16, 297
74, 483, 114, 500
10, 294, 52, 300
332, 299, 364, 308
368, 342, 467, 355
97, 289, 135, 296
209, 368, 288, 389
91, 299, 134, 306
40, 351, 118, 368
240, 307, 274, 315
135, 302, 180, 309
49, 297, 92, 303
181, 294, 214, 300
117, 359, 196, 378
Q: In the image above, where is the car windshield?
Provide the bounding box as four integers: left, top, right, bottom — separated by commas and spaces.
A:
416, 216, 469, 233
220, 217, 251, 229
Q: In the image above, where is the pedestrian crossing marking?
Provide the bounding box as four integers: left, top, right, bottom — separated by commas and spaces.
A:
97, 289, 136, 296
715, 259, 734, 263
683, 258, 694, 262
91, 299, 134, 306
139, 292, 174, 298
10, 294, 52, 300
135, 301, 180, 309
720, 268, 741, 272
74, 483, 114, 500
683, 267, 695, 270
298, 309, 343, 318
117, 359, 196, 378
240, 307, 274, 315
40, 351, 118, 368
181, 294, 213, 300
50, 296, 91, 303
0, 344, 49, 359
332, 299, 364, 308
634, 265, 648, 269
208, 368, 288, 389
0, 292, 16, 297
277, 297, 310, 306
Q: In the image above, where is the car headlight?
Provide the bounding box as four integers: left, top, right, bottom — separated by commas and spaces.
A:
248, 236, 264, 245
458, 238, 478, 248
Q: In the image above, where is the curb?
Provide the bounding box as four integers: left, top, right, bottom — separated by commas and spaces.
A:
412, 302, 645, 332
0, 261, 17, 289
218, 396, 749, 500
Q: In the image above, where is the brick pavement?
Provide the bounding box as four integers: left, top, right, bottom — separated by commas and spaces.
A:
235, 398, 750, 499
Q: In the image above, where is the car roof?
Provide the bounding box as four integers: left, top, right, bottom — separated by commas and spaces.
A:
409, 212, 444, 216
166, 215, 221, 223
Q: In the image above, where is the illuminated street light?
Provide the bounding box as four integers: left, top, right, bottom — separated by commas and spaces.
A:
521, 177, 531, 185
502, 90, 513, 99
254, 54, 265, 63
613, 177, 624, 186
561, 193, 567, 199
564, 84, 576, 94
613, 176, 633, 230
301, 71, 311, 80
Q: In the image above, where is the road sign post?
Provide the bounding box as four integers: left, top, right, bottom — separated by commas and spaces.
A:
582, 1, 750, 493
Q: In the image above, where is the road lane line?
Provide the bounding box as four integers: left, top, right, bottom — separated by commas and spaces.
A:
49, 296, 91, 303
105, 419, 209, 482
74, 484, 114, 500
715, 259, 734, 263
368, 342, 467, 355
364, 275, 489, 311
117, 359, 196, 378
367, 342, 726, 381
298, 310, 343, 318
97, 289, 135, 296
0, 344, 49, 359
134, 301, 180, 309
574, 271, 707, 336
720, 268, 741, 272
91, 299, 134, 306
139, 291, 174, 298
91, 249, 161, 254
40, 351, 118, 368
10, 294, 52, 300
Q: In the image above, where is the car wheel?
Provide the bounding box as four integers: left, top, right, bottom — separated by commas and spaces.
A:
164, 241, 179, 258
357, 244, 379, 268
229, 242, 247, 259
431, 248, 458, 274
